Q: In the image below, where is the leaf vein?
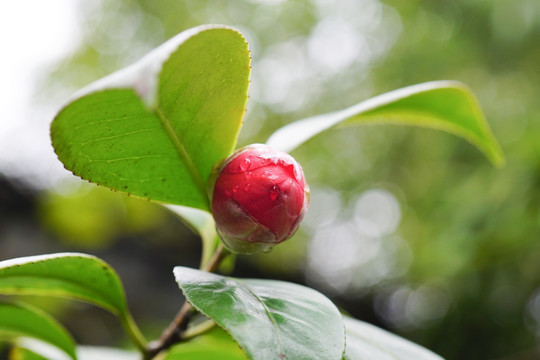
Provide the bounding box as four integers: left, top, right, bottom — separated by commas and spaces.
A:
155, 106, 209, 208
72, 115, 142, 131
78, 128, 156, 145
237, 281, 286, 358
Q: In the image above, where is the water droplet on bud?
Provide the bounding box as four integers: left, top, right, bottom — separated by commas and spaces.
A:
239, 157, 251, 171
262, 246, 274, 254
211, 143, 309, 254
269, 185, 279, 201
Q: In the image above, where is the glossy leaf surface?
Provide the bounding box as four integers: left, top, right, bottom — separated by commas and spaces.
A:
174, 267, 345, 360
343, 316, 444, 360
0, 302, 76, 360
52, 26, 251, 210
0, 253, 126, 315
267, 81, 504, 166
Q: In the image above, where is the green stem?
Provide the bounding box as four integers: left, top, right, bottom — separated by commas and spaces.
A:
182, 319, 216, 341
147, 244, 230, 358
202, 243, 229, 272
120, 312, 148, 356
199, 234, 220, 271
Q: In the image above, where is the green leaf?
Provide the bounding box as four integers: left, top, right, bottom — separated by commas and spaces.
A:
12, 344, 139, 360
0, 253, 126, 315
343, 316, 444, 360
164, 327, 247, 360
173, 267, 345, 360
9, 347, 49, 360
51, 25, 251, 210
166, 205, 219, 268
267, 81, 504, 167
0, 301, 76, 360
0, 253, 147, 352
77, 346, 139, 360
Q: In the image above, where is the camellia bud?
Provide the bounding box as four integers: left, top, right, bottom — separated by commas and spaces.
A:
210, 144, 309, 254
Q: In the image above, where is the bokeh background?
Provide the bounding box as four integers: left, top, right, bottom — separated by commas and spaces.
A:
1, 0, 540, 359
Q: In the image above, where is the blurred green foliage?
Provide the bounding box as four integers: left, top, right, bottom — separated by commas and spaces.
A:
35, 0, 540, 359
39, 186, 169, 248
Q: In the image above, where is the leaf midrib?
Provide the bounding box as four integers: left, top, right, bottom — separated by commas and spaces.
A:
156, 105, 209, 208
237, 281, 286, 358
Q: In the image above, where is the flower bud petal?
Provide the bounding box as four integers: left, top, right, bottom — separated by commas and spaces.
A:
211, 144, 309, 254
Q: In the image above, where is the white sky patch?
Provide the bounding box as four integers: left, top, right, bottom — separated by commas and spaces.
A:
251, 0, 401, 114
307, 18, 365, 72
0, 0, 82, 188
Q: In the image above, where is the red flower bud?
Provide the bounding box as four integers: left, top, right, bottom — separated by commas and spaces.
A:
211, 144, 309, 254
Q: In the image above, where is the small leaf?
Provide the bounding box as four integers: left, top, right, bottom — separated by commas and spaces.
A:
77, 346, 139, 360
173, 267, 345, 360
0, 301, 76, 360
343, 316, 444, 360
0, 254, 147, 352
267, 81, 504, 166
0, 253, 126, 315
13, 343, 139, 360
164, 328, 247, 360
51, 25, 251, 210
9, 347, 49, 360
166, 205, 219, 267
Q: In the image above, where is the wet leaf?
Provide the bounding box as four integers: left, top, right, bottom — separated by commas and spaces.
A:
173, 267, 345, 360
